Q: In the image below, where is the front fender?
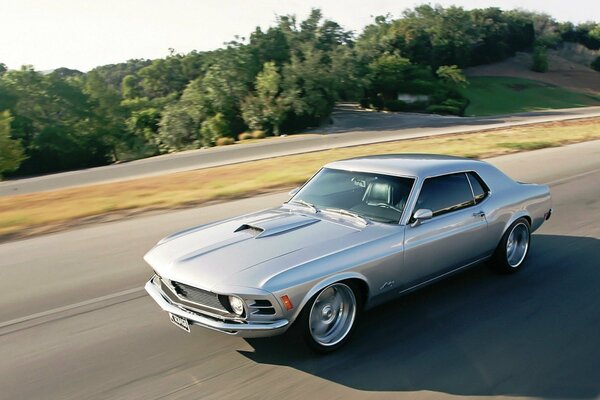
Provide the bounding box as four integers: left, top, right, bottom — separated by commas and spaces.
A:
289, 271, 369, 323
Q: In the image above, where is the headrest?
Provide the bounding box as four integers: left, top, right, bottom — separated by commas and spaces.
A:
363, 181, 392, 205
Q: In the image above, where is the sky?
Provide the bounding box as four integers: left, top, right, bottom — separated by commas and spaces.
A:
1, 0, 598, 72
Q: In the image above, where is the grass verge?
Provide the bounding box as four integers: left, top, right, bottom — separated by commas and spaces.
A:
461, 76, 600, 116
2, 117, 600, 241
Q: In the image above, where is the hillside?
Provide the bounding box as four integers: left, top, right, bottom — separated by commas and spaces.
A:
465, 44, 600, 94
460, 76, 600, 116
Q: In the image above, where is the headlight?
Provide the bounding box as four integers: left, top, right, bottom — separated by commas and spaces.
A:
228, 296, 245, 316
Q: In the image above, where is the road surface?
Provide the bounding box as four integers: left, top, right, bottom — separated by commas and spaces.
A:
2, 104, 600, 196
1, 141, 599, 399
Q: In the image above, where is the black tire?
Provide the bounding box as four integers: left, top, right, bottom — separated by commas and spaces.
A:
296, 282, 362, 353
492, 218, 531, 273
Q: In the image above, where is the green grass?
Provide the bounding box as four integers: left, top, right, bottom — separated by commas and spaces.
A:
461, 76, 600, 116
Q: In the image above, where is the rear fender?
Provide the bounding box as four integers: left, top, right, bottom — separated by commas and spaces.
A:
503, 210, 531, 235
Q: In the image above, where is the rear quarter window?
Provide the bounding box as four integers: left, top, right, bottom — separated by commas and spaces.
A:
467, 171, 490, 204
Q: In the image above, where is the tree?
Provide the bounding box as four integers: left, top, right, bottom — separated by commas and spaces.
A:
591, 56, 600, 72
83, 70, 128, 160
436, 65, 468, 87
589, 24, 600, 49
199, 113, 230, 147
138, 55, 188, 98
248, 26, 291, 71
50, 67, 83, 79
529, 12, 561, 48
157, 102, 199, 152
280, 46, 338, 130
367, 54, 412, 98
121, 96, 172, 152
90, 59, 152, 91
1, 66, 112, 174
531, 46, 549, 72
121, 74, 141, 99
0, 6, 596, 176
241, 62, 289, 135
0, 110, 26, 178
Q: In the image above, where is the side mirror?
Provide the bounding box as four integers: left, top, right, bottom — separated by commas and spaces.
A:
411, 208, 433, 227
288, 187, 300, 197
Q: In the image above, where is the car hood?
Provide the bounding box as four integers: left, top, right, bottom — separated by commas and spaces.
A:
144, 208, 384, 291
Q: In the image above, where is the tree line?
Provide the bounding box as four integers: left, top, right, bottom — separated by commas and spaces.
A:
1, 5, 599, 178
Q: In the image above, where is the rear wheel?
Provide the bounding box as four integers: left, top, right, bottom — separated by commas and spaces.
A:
493, 218, 531, 273
298, 282, 360, 353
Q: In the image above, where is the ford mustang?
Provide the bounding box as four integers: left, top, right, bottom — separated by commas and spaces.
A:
144, 154, 552, 352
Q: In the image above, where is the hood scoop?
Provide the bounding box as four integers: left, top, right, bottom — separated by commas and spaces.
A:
234, 214, 319, 238
234, 224, 264, 236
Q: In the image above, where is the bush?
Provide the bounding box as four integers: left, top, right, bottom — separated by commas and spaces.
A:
383, 99, 407, 111
532, 46, 549, 72
370, 96, 384, 111
591, 56, 600, 72
251, 130, 266, 139
425, 104, 461, 115
440, 98, 469, 115
238, 132, 253, 141
199, 113, 231, 147
359, 98, 370, 108
215, 137, 235, 146
440, 98, 463, 108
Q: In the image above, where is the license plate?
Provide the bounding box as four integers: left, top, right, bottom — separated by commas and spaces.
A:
169, 313, 190, 333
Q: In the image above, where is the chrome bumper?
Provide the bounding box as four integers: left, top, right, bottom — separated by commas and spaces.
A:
144, 279, 289, 338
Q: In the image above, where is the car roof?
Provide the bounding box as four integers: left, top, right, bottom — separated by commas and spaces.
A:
324, 154, 486, 178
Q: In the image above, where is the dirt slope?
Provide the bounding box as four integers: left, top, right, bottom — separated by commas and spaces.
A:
466, 45, 600, 94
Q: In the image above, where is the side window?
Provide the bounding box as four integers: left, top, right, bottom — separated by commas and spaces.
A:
416, 173, 475, 217
467, 172, 489, 204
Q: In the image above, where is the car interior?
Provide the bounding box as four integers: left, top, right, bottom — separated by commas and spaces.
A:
294, 168, 414, 223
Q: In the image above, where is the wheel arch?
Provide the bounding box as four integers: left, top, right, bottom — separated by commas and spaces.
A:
291, 272, 369, 322
503, 211, 531, 236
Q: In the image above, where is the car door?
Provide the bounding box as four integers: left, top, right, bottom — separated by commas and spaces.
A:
401, 172, 489, 289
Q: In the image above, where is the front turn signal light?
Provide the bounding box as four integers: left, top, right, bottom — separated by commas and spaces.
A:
281, 295, 293, 311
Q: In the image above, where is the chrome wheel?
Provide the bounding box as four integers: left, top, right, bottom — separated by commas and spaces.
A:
506, 222, 530, 267
308, 283, 357, 347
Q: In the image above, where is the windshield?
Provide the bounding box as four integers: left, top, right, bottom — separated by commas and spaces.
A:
290, 168, 415, 223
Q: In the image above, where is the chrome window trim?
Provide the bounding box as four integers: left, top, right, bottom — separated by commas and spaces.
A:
465, 171, 477, 202
466, 170, 491, 205
291, 166, 418, 226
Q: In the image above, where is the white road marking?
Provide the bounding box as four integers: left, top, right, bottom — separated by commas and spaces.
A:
0, 286, 144, 329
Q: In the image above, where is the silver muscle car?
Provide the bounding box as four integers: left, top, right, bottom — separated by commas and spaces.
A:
144, 154, 552, 352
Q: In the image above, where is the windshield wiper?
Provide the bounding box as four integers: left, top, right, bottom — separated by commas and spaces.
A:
323, 208, 369, 225
289, 199, 319, 213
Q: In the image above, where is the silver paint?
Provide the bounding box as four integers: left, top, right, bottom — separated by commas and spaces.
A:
144, 154, 552, 337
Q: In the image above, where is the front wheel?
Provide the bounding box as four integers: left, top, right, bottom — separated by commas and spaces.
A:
492, 218, 531, 273
298, 282, 360, 353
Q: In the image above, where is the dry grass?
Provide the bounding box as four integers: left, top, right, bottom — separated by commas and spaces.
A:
2, 117, 600, 241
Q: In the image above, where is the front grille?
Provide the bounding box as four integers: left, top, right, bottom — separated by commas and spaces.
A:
170, 281, 228, 312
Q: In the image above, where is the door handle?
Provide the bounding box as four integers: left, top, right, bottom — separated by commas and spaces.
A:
473, 211, 485, 218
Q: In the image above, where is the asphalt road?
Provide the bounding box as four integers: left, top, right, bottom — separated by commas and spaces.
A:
2, 104, 600, 196
1, 141, 599, 399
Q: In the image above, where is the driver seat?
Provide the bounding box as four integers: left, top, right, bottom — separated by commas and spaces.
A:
363, 182, 393, 206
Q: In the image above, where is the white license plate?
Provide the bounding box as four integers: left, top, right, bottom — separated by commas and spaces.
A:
169, 313, 190, 333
